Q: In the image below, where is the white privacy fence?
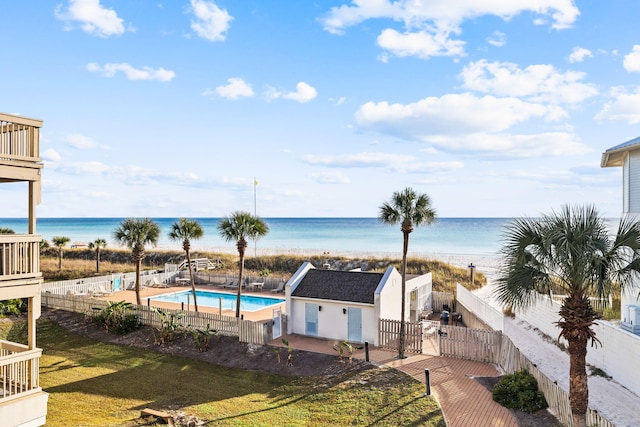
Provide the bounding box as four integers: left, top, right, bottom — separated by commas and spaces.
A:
42, 270, 179, 296
456, 284, 504, 331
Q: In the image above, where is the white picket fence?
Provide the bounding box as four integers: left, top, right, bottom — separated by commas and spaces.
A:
40, 293, 271, 345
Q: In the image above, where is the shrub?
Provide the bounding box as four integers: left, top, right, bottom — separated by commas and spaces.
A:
191, 323, 216, 352
492, 369, 548, 414
94, 301, 141, 334
0, 299, 27, 316
152, 308, 186, 345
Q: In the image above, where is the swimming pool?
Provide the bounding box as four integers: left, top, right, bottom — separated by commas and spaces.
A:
149, 290, 285, 312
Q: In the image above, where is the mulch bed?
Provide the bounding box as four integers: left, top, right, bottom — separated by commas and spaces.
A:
474, 376, 563, 427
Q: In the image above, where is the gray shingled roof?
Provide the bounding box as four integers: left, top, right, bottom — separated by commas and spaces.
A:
291, 269, 384, 304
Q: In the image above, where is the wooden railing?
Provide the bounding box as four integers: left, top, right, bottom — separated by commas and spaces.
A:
0, 113, 41, 162
0, 234, 41, 280
0, 340, 42, 403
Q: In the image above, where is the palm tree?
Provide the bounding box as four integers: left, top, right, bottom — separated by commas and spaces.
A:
495, 205, 640, 427
52, 236, 70, 271
0, 227, 15, 234
113, 218, 161, 305
88, 238, 107, 273
379, 187, 437, 359
169, 218, 204, 312
218, 211, 269, 318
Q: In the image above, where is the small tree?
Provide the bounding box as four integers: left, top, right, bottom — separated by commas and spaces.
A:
88, 238, 107, 273
218, 211, 269, 318
0, 227, 15, 234
113, 218, 161, 305
379, 187, 436, 359
169, 218, 204, 312
52, 236, 70, 271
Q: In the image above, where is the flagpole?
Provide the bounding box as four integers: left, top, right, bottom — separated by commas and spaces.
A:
254, 177, 257, 257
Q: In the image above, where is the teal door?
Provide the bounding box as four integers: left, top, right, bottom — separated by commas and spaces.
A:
305, 303, 319, 336
347, 307, 362, 342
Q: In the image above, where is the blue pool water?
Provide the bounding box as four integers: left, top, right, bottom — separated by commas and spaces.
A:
149, 290, 285, 312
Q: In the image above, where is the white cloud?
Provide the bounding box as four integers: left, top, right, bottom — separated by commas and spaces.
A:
310, 171, 351, 184
86, 62, 175, 81
430, 132, 589, 157
356, 93, 557, 137
487, 31, 506, 47
595, 86, 640, 124
568, 46, 592, 63
376, 28, 465, 59
266, 82, 318, 103
66, 133, 96, 149
319, 0, 579, 59
459, 60, 598, 104
189, 0, 233, 42
54, 0, 128, 38
42, 149, 61, 162
354, 93, 591, 158
623, 45, 640, 72
208, 77, 255, 100
284, 82, 318, 103
303, 152, 415, 168
302, 152, 464, 174
58, 161, 111, 175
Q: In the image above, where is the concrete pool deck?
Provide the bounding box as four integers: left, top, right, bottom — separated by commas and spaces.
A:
97, 283, 285, 322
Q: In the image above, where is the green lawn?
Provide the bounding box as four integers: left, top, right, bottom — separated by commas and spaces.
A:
1, 318, 444, 426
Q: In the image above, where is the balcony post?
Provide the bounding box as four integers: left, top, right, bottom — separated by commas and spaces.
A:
28, 297, 36, 350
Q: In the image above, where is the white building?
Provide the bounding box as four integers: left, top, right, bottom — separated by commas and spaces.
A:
0, 113, 48, 426
601, 137, 640, 331
285, 262, 432, 345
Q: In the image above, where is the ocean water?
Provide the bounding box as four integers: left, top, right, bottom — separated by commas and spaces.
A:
0, 217, 508, 257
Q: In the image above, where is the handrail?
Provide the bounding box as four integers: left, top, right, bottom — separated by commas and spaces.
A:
0, 112, 42, 162
0, 234, 41, 279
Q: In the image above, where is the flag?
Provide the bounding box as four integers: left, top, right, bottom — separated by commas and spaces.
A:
254, 178, 258, 186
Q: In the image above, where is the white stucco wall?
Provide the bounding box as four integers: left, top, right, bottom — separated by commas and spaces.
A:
467, 288, 640, 398
377, 267, 403, 320
288, 297, 376, 344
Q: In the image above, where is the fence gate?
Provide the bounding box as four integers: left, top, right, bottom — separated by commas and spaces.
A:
422, 320, 440, 355
378, 318, 423, 354
272, 307, 282, 339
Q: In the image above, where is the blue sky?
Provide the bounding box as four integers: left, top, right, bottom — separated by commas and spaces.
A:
3, 0, 640, 218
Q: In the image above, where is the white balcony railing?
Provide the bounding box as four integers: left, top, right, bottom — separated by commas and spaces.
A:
0, 234, 41, 280
0, 340, 42, 402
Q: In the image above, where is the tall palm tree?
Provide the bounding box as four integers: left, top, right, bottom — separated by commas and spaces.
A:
379, 187, 436, 359
496, 205, 640, 427
218, 211, 269, 318
52, 236, 70, 271
88, 238, 107, 273
169, 218, 204, 312
113, 218, 161, 305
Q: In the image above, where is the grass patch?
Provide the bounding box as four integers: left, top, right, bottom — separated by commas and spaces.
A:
1, 318, 444, 426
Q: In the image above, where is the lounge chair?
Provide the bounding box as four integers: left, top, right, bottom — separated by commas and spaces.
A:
92, 284, 114, 297
221, 280, 238, 289
147, 277, 170, 288
270, 281, 286, 293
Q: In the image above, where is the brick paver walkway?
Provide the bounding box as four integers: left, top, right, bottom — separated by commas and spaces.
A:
276, 334, 517, 427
